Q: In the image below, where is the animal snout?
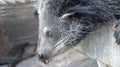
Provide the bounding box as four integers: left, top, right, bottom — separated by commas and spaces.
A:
37, 51, 50, 64
38, 51, 46, 60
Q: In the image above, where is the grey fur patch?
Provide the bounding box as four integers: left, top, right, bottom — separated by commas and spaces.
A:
114, 20, 120, 44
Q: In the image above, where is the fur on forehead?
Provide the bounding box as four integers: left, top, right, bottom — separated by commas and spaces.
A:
40, 0, 116, 25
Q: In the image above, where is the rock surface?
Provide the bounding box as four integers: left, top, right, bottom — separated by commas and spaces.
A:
16, 50, 98, 67
0, 3, 38, 65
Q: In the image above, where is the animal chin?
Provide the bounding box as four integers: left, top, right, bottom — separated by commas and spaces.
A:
41, 42, 71, 64
41, 60, 49, 64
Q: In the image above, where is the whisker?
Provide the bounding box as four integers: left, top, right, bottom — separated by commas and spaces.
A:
53, 36, 68, 48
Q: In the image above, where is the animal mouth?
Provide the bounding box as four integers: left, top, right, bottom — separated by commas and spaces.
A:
41, 60, 49, 64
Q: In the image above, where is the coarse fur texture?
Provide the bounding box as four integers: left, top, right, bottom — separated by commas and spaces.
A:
37, 0, 120, 67
0, 0, 120, 67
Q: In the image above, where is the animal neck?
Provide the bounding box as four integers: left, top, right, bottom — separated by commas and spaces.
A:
73, 23, 118, 66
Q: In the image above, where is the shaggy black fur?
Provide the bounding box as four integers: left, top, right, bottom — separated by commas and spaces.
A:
37, 0, 120, 62
57, 0, 115, 46
40, 0, 115, 47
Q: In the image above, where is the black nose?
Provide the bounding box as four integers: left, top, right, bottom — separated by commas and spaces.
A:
38, 51, 46, 60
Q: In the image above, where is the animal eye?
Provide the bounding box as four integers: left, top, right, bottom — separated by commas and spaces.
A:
46, 31, 53, 37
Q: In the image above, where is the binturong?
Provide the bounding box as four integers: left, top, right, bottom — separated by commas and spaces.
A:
37, 0, 116, 64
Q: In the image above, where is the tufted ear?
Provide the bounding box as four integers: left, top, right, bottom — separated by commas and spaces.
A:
62, 6, 97, 19
114, 20, 120, 45
62, 5, 115, 24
